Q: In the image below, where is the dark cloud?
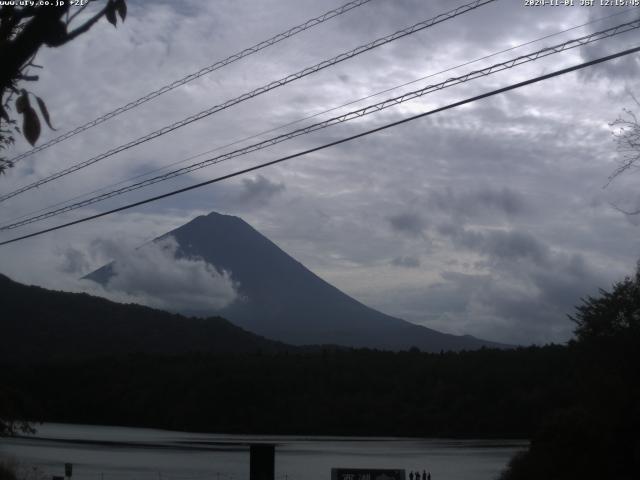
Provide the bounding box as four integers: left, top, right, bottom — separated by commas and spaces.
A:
471, 188, 529, 215
388, 212, 428, 238
578, 6, 640, 82
437, 224, 550, 266
378, 257, 603, 345
236, 175, 286, 206
428, 186, 529, 219
474, 230, 550, 265
370, 225, 613, 344
391, 255, 421, 268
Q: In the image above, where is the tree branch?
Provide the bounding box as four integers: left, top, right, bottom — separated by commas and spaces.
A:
62, 3, 109, 44
67, 0, 93, 26
609, 201, 640, 216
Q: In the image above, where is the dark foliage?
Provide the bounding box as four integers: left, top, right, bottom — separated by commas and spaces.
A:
0, 461, 17, 480
0, 1, 127, 174
0, 272, 572, 438
0, 273, 293, 364
0, 385, 36, 437
3, 346, 571, 438
0, 272, 292, 435
500, 265, 640, 480
571, 263, 640, 341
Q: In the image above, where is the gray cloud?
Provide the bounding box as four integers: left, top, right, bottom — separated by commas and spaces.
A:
58, 247, 91, 275
391, 255, 421, 268
91, 236, 238, 314
236, 175, 285, 206
578, 6, 640, 82
437, 224, 550, 266
1, 0, 639, 346
388, 212, 428, 238
428, 186, 530, 220
372, 254, 603, 346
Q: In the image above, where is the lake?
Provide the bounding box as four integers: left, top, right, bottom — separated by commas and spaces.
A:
0, 423, 527, 480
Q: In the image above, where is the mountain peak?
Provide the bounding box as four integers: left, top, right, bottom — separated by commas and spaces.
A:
87, 211, 508, 352
206, 211, 237, 219
185, 211, 244, 226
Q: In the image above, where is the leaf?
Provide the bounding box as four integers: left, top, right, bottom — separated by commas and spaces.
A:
22, 106, 41, 146
115, 0, 127, 21
15, 90, 29, 114
35, 96, 56, 131
105, 1, 117, 27
43, 20, 67, 47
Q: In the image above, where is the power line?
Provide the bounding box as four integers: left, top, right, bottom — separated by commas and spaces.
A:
0, 0, 497, 204
1, 44, 638, 247
5, 6, 632, 228
3, 20, 637, 229
6, 0, 374, 165
2, 19, 639, 231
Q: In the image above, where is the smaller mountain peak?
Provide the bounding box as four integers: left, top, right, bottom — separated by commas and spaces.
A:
180, 211, 243, 224
172, 211, 250, 239
199, 211, 248, 226
205, 211, 238, 220
180, 211, 239, 228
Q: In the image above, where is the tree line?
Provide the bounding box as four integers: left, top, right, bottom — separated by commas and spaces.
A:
3, 345, 572, 439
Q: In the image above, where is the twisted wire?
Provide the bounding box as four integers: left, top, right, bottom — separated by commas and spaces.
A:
3, 17, 637, 231
0, 0, 497, 204
4, 6, 632, 228
2, 43, 639, 246
6, 0, 374, 165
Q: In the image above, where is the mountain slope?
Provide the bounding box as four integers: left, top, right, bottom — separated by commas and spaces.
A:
87, 212, 508, 351
0, 273, 293, 364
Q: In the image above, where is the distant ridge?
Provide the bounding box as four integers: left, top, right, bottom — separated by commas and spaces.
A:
0, 273, 293, 364
87, 212, 509, 352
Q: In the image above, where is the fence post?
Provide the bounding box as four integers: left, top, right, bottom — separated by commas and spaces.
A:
249, 444, 275, 480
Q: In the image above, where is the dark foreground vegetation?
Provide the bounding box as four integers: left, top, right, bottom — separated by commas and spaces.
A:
0, 273, 292, 363
1, 267, 639, 478
500, 267, 640, 480
3, 345, 570, 438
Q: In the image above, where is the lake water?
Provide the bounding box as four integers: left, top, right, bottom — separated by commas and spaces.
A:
0, 423, 527, 480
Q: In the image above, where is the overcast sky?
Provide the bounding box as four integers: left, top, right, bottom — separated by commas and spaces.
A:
1, 0, 640, 345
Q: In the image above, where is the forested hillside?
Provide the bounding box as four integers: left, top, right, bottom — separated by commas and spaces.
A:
4, 346, 571, 438
0, 273, 292, 363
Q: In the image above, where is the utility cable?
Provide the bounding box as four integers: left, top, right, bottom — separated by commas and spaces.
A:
1, 44, 638, 246
6, 0, 374, 165
4, 6, 633, 227
2, 18, 638, 231
0, 0, 497, 204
